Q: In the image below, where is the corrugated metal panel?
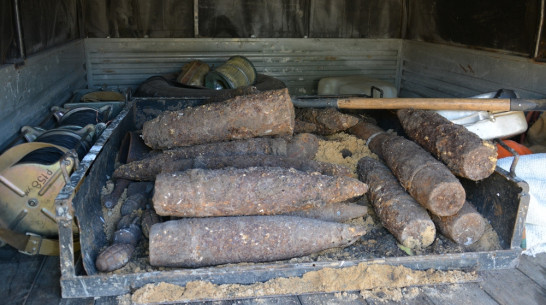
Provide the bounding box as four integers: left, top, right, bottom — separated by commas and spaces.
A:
85, 38, 402, 95
400, 41, 546, 98
0, 40, 86, 150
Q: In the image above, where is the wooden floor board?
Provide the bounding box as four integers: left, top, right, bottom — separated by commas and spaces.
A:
362, 288, 434, 305
517, 253, 546, 287
298, 292, 366, 304
232, 296, 301, 305
480, 268, 546, 305
421, 283, 499, 305
182, 300, 235, 305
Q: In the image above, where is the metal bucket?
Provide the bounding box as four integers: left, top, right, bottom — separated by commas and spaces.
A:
205, 56, 257, 90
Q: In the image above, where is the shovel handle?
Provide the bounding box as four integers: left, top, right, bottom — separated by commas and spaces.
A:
292, 97, 546, 111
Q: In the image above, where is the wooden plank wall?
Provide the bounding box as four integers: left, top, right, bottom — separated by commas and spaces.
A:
84, 38, 402, 95
0, 40, 87, 151
400, 41, 546, 99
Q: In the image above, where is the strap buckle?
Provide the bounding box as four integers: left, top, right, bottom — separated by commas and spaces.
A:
20, 232, 43, 255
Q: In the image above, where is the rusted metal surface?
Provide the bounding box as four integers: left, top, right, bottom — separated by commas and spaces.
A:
149, 215, 366, 268
295, 107, 360, 135
431, 201, 486, 246
397, 109, 497, 181
113, 134, 319, 181
95, 243, 135, 272
350, 122, 466, 216
153, 167, 368, 217
141, 88, 295, 149
164, 155, 353, 177
357, 157, 436, 249
284, 202, 368, 222
116, 155, 352, 181
141, 208, 160, 239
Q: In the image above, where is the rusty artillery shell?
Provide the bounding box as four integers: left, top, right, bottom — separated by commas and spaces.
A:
113, 134, 319, 181
142, 88, 295, 149
96, 243, 135, 272
164, 155, 351, 177
431, 201, 486, 246
295, 108, 360, 135
397, 109, 497, 181
283, 202, 368, 222
116, 154, 351, 182
141, 208, 161, 239
153, 167, 368, 217
350, 122, 465, 217
357, 157, 436, 249
149, 215, 366, 267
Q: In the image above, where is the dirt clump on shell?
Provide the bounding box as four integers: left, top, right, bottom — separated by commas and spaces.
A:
131, 263, 477, 304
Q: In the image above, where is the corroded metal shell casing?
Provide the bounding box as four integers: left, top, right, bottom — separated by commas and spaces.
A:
350, 121, 466, 217
284, 202, 368, 222
142, 88, 295, 149
153, 167, 368, 217
397, 109, 497, 181
95, 243, 135, 272
149, 215, 366, 267
113, 134, 320, 181
141, 208, 161, 239
295, 108, 360, 135
431, 201, 486, 246
357, 157, 436, 249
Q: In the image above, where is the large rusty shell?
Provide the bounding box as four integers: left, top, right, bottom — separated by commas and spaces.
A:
153, 167, 368, 217
149, 215, 366, 268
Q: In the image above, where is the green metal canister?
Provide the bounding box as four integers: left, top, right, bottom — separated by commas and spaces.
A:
205, 56, 257, 90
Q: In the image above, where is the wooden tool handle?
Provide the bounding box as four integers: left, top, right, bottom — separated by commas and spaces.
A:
336, 98, 511, 111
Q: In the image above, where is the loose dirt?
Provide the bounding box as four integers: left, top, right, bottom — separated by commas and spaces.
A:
314, 132, 377, 177
131, 263, 478, 304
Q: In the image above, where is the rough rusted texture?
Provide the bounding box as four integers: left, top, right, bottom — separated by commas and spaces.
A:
348, 121, 385, 143
141, 208, 161, 239
153, 167, 368, 217
431, 201, 486, 246
116, 155, 351, 181
397, 109, 497, 181
357, 157, 436, 249
283, 202, 368, 222
350, 122, 466, 217
95, 243, 135, 272
294, 120, 317, 134
142, 88, 295, 149
286, 133, 319, 159
295, 108, 360, 135
113, 134, 319, 181
149, 216, 366, 267
165, 155, 352, 177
